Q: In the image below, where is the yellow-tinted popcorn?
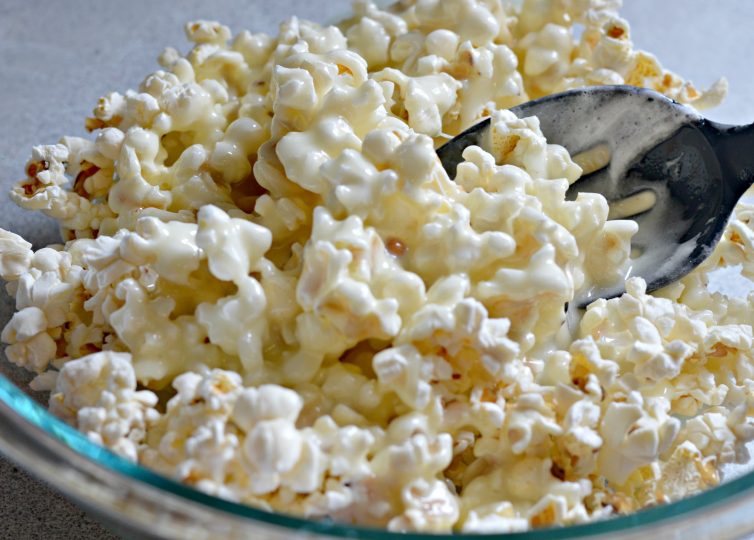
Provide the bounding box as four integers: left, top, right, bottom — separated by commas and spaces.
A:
2, 0, 752, 533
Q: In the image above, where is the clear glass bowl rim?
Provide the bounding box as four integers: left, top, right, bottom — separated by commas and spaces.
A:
2, 372, 754, 539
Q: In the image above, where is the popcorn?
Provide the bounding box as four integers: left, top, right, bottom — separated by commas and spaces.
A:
231, 384, 303, 430
372, 69, 461, 135
518, 23, 574, 94
1, 306, 47, 344
141, 368, 246, 493
556, 400, 603, 477
185, 20, 232, 45
243, 418, 305, 487
0, 0, 747, 533
0, 230, 32, 281
526, 485, 591, 527
373, 344, 434, 410
413, 0, 502, 48
452, 42, 525, 128
294, 207, 425, 365
388, 478, 459, 532
50, 351, 160, 461
656, 441, 718, 502
462, 502, 528, 533
678, 412, 737, 464
598, 399, 677, 485
506, 393, 563, 455
346, 16, 392, 68
2, 245, 83, 372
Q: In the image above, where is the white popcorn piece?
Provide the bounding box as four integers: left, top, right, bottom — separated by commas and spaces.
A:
519, 23, 574, 95
558, 400, 603, 476
231, 385, 303, 431
656, 441, 718, 502
0, 230, 33, 280
185, 20, 232, 45
598, 399, 680, 485
243, 418, 304, 478
50, 351, 159, 461
141, 368, 247, 493
120, 217, 202, 284
387, 479, 459, 532
346, 16, 391, 68
414, 0, 501, 47
372, 69, 460, 135
294, 208, 421, 359
1, 306, 47, 344
373, 345, 433, 410
679, 412, 737, 464
462, 502, 528, 533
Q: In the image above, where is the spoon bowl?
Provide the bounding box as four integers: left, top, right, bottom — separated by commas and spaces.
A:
437, 86, 754, 307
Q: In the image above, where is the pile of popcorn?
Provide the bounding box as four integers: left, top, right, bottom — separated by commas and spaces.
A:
1, 0, 752, 532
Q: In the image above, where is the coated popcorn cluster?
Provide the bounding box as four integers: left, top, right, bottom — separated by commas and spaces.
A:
1, 0, 750, 533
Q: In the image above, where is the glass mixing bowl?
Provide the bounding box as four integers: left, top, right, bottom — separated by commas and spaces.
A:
2, 1, 754, 538
4, 376, 754, 540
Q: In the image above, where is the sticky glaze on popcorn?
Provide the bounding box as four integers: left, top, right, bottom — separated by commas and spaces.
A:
1, 0, 750, 533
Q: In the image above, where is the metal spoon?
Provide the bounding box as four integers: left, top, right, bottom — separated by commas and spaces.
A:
437, 85, 754, 309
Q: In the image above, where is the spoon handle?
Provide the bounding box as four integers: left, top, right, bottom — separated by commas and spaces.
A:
703, 121, 754, 200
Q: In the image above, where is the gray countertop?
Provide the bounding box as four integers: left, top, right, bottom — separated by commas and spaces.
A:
1, 0, 753, 538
